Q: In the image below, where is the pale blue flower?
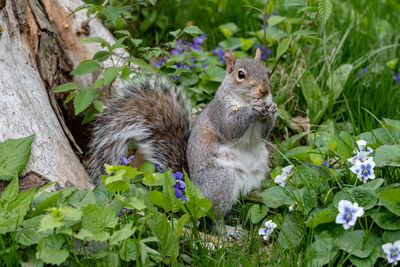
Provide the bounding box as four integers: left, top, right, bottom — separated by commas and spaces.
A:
335, 200, 364, 230
349, 157, 376, 183
382, 241, 400, 265
274, 165, 294, 187
258, 220, 277, 240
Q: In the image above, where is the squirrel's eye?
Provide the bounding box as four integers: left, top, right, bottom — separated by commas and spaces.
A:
237, 70, 245, 80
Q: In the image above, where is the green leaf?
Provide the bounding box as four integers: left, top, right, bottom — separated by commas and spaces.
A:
36, 234, 69, 265
70, 60, 100, 75
16, 228, 42, 246
383, 118, 400, 129
260, 186, 291, 208
377, 186, 400, 216
129, 58, 154, 71
169, 29, 181, 37
183, 26, 203, 36
349, 246, 381, 267
81, 108, 97, 125
116, 195, 146, 211
285, 146, 312, 161
326, 64, 353, 101
369, 208, 400, 230
305, 207, 337, 228
119, 238, 136, 261
239, 38, 256, 52
180, 72, 199, 86
81, 204, 118, 241
73, 88, 97, 115
103, 67, 123, 85
267, 16, 286, 27
374, 145, 400, 167
0, 176, 18, 202
93, 100, 105, 113
53, 82, 79, 93
277, 214, 303, 249
81, 36, 107, 45
358, 178, 384, 190
205, 65, 226, 82
131, 39, 143, 47
218, 22, 239, 38
148, 212, 180, 260
247, 204, 268, 224
300, 70, 328, 124
110, 222, 136, 246
93, 51, 110, 62
373, 128, 400, 145
276, 38, 291, 58
0, 135, 34, 180
306, 237, 338, 266
318, 0, 333, 23
351, 187, 377, 210
67, 190, 96, 209
218, 37, 242, 51
383, 230, 400, 243
162, 173, 180, 212
338, 230, 374, 258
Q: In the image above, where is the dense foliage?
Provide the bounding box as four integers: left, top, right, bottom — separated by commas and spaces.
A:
2, 0, 400, 266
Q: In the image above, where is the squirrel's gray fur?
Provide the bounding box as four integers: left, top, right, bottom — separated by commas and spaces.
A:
88, 49, 276, 215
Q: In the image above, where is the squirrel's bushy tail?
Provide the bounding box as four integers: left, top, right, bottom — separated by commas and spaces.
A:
87, 75, 191, 183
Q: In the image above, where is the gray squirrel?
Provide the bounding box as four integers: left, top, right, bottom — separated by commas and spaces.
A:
88, 48, 277, 217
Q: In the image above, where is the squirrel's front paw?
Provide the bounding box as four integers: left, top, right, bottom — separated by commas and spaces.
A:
265, 102, 278, 118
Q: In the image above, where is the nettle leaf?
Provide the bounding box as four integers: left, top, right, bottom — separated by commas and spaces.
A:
247, 204, 268, 224
148, 212, 180, 260
81, 36, 107, 45
70, 60, 100, 75
306, 237, 338, 266
81, 204, 118, 241
53, 82, 79, 93
374, 145, 400, 167
67, 190, 96, 209
318, 0, 333, 23
169, 29, 181, 37
74, 88, 97, 115
305, 207, 337, 228
93, 51, 110, 62
377, 186, 400, 216
0, 135, 34, 181
0, 175, 19, 203
183, 25, 203, 36
116, 195, 146, 211
36, 234, 69, 265
103, 66, 123, 85
277, 214, 303, 249
162, 174, 180, 212
338, 230, 374, 258
276, 38, 291, 59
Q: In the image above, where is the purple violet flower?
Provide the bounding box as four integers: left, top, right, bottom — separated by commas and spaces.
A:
120, 155, 135, 165
172, 74, 180, 80
193, 33, 206, 46
393, 72, 400, 83
211, 46, 225, 62
173, 171, 184, 180
117, 208, 132, 217
154, 56, 168, 68
155, 163, 165, 173
312, 164, 319, 169
322, 160, 328, 166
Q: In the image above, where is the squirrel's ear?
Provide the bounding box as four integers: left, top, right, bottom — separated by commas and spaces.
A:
255, 48, 262, 60
224, 49, 236, 73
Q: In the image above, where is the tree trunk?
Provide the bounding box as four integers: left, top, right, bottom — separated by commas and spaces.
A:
0, 0, 124, 191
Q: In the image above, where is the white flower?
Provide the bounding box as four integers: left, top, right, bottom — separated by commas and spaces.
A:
335, 200, 364, 230
258, 220, 277, 241
288, 202, 296, 212
274, 165, 294, 187
354, 140, 373, 154
349, 157, 376, 183
382, 241, 400, 265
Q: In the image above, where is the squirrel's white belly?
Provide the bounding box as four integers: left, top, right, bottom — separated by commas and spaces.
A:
217, 122, 270, 202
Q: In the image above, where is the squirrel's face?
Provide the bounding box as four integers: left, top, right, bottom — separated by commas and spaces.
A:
223, 49, 270, 102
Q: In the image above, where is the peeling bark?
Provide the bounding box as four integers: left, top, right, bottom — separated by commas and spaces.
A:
0, 0, 125, 191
